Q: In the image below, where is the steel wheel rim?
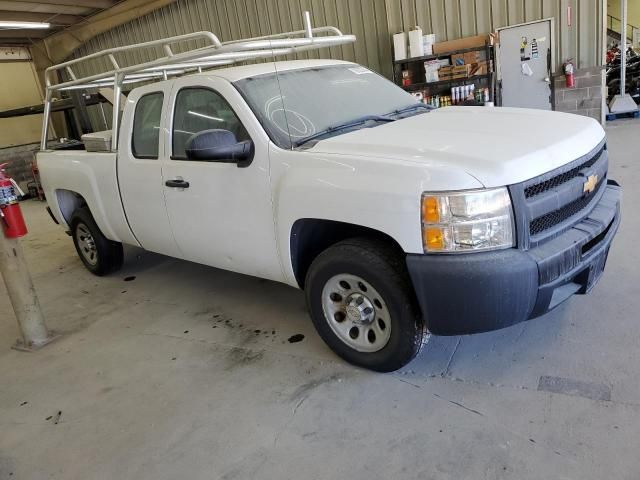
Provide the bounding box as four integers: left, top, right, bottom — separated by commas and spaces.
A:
76, 223, 98, 266
321, 274, 392, 353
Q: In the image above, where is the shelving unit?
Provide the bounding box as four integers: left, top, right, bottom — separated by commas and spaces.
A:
402, 73, 491, 92
392, 43, 496, 105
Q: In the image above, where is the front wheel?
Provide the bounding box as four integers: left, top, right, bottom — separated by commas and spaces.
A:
305, 238, 426, 372
70, 207, 123, 276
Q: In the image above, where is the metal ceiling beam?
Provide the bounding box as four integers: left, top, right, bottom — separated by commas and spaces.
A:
0, 0, 118, 47
0, 30, 51, 39
0, 11, 84, 25
0, 38, 35, 46
32, 0, 178, 65
9, 0, 116, 8
0, 1, 94, 16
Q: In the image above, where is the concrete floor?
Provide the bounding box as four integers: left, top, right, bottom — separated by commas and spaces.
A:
1, 119, 640, 480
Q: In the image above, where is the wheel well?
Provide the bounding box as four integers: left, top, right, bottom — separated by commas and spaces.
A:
55, 190, 87, 225
290, 219, 405, 288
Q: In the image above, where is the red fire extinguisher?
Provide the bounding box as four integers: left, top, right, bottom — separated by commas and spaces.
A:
0, 163, 28, 238
564, 59, 575, 88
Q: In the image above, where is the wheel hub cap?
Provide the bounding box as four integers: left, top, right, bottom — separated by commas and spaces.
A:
345, 294, 375, 325
321, 274, 392, 353
76, 223, 98, 266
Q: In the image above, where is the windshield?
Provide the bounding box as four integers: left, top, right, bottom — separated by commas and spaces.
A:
234, 64, 424, 149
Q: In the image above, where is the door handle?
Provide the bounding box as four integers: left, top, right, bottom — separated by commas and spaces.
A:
165, 179, 190, 188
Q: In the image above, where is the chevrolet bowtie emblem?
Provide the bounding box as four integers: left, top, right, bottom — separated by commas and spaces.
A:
583, 174, 599, 194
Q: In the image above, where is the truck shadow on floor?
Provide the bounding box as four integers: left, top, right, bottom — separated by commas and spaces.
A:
403, 302, 575, 389
112, 244, 574, 386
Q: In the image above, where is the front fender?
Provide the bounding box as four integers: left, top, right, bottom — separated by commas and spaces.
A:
269, 145, 483, 286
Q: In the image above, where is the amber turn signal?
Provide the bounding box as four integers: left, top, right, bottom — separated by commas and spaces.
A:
424, 227, 444, 251
421, 196, 440, 223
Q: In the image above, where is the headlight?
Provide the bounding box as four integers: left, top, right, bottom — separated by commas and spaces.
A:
421, 188, 514, 253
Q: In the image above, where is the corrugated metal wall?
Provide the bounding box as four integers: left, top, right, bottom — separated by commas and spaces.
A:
71, 0, 604, 78
69, 0, 604, 130
385, 0, 604, 70
71, 0, 395, 79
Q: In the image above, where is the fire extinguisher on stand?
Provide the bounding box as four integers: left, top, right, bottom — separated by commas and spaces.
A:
0, 163, 28, 239
564, 59, 575, 89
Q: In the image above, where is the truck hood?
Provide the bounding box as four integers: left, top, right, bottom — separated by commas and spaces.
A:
310, 107, 605, 188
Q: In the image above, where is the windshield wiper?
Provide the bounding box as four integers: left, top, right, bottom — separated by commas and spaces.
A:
387, 103, 434, 118
293, 115, 395, 148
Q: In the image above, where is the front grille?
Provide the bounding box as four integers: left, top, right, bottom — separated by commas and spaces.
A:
509, 141, 609, 248
524, 146, 604, 198
529, 179, 605, 236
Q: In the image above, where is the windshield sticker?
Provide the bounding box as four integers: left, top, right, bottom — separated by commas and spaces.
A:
349, 66, 373, 75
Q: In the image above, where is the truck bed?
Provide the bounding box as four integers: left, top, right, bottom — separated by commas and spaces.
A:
36, 150, 138, 246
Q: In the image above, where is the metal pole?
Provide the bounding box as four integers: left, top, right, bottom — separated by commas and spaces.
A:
621, 0, 628, 96
608, 0, 638, 114
0, 233, 55, 351
41, 90, 51, 150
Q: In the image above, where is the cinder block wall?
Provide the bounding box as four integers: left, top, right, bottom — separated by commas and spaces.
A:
0, 143, 39, 192
553, 66, 604, 122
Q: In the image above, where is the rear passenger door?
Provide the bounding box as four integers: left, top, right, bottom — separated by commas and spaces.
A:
118, 83, 182, 258
160, 76, 282, 281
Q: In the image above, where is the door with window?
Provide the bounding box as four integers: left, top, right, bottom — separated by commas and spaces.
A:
160, 77, 282, 281
118, 84, 182, 257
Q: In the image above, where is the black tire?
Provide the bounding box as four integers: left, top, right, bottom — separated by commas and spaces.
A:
70, 207, 123, 276
305, 237, 426, 372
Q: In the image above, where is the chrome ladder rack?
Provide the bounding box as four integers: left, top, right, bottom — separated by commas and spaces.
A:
41, 11, 355, 151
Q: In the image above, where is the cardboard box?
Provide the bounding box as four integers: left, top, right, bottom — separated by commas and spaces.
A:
463, 51, 482, 64
433, 34, 488, 54
451, 53, 465, 66
451, 65, 471, 79
469, 60, 490, 76
438, 66, 453, 80
452, 51, 483, 65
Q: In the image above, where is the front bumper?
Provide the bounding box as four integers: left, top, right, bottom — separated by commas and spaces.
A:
406, 182, 621, 336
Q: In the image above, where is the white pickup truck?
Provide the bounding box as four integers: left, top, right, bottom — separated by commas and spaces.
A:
38, 58, 621, 372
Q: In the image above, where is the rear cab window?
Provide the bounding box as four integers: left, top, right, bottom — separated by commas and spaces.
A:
132, 92, 163, 159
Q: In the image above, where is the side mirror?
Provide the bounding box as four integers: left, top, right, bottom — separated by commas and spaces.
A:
185, 129, 253, 166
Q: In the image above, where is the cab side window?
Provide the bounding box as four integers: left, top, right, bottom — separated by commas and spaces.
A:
172, 88, 249, 160
132, 92, 163, 159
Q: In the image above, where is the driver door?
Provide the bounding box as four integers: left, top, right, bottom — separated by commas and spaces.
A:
160, 76, 283, 282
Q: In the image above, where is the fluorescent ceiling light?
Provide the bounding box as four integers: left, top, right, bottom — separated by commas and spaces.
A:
0, 21, 50, 29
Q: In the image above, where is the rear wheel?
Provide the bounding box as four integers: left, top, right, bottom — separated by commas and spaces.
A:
305, 237, 427, 372
70, 207, 123, 276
